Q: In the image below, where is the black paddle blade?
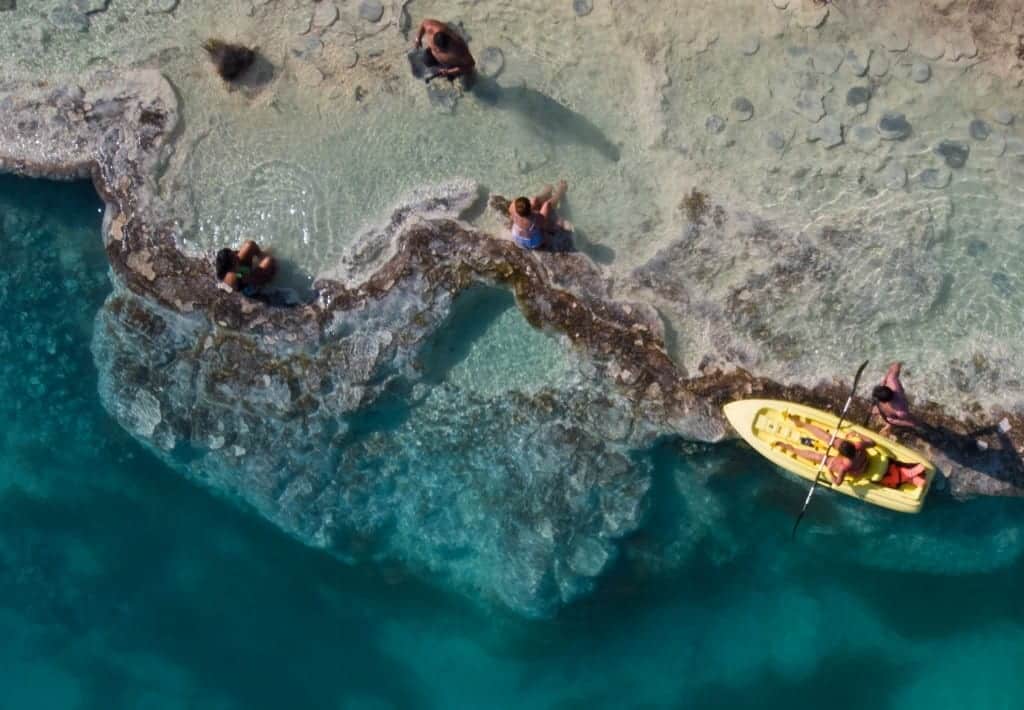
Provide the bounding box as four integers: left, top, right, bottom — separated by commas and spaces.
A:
790, 359, 870, 540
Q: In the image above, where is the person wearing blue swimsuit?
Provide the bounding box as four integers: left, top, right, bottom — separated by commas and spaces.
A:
509, 180, 568, 250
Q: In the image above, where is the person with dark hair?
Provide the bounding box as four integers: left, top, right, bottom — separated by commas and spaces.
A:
508, 180, 568, 250
870, 362, 917, 436
414, 19, 475, 81
775, 413, 927, 488
216, 239, 277, 295
774, 415, 875, 485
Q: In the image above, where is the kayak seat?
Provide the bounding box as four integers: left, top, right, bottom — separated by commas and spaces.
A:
863, 447, 890, 484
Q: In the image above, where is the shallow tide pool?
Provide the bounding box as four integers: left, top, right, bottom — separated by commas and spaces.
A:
3, 176, 1024, 708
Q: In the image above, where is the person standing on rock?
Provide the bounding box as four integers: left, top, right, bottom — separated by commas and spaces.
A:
414, 19, 475, 81
870, 361, 918, 436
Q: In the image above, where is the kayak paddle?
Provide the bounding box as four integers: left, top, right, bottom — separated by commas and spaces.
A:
791, 359, 869, 538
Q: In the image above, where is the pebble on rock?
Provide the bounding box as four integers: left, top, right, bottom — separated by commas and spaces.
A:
882, 32, 910, 52
969, 119, 991, 141
966, 238, 989, 257
868, 50, 889, 77
311, 2, 339, 31
477, 47, 504, 78
573, 0, 593, 16
850, 124, 880, 153
147, 0, 178, 12
340, 48, 358, 69
766, 128, 789, 152
845, 48, 871, 77
811, 44, 845, 74
911, 62, 931, 83
807, 116, 843, 148
359, 0, 384, 23
49, 6, 90, 31
935, 140, 969, 169
705, 114, 726, 134
993, 109, 1015, 126
919, 167, 951, 189
877, 112, 912, 140
879, 161, 907, 189
793, 90, 825, 122
846, 86, 871, 108
740, 35, 760, 56
731, 97, 754, 121
72, 0, 108, 13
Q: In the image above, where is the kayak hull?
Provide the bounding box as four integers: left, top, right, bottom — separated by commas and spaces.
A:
723, 399, 935, 514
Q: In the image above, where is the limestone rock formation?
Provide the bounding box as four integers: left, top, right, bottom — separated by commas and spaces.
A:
1, 70, 1023, 617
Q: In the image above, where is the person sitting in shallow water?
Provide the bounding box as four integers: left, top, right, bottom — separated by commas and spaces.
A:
509, 181, 569, 250
774, 414, 926, 488
870, 361, 918, 436
414, 19, 476, 81
215, 240, 277, 295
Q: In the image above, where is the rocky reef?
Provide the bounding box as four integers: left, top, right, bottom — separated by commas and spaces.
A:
1, 69, 1023, 616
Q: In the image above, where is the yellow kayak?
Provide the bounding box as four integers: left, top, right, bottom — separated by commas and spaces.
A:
723, 399, 935, 514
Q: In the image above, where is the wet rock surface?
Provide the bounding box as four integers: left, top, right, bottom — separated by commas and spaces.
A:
2, 70, 1024, 616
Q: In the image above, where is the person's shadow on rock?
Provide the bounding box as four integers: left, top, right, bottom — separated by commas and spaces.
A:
470, 77, 621, 162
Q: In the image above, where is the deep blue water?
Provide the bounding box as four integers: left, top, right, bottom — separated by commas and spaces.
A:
3, 175, 1024, 709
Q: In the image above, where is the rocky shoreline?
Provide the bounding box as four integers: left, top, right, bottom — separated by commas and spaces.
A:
1, 69, 1022, 615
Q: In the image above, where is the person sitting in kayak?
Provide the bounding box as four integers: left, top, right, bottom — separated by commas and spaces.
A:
414, 19, 475, 81
774, 416, 875, 485
775, 414, 927, 487
216, 239, 277, 295
870, 361, 918, 436
509, 180, 569, 250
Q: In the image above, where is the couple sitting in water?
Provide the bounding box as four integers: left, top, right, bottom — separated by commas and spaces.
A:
509, 180, 571, 250
216, 240, 277, 295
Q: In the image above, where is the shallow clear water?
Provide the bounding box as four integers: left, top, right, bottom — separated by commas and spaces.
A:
4, 176, 1024, 708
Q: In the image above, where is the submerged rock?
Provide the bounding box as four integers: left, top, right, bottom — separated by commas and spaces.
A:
969, 119, 991, 141
878, 112, 912, 140
359, 0, 384, 23
706, 114, 726, 134
845, 86, 871, 111
935, 140, 969, 169
807, 115, 843, 148
731, 97, 754, 121
919, 167, 952, 189
477, 47, 505, 78
73, 0, 108, 13
573, 0, 593, 17
993, 108, 1015, 126
0, 0, 15, 9
49, 6, 90, 32
845, 47, 871, 77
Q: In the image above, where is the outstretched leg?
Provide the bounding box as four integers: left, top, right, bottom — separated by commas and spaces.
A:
531, 184, 554, 212
538, 180, 570, 232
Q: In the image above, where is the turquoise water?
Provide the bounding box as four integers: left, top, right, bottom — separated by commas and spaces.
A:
4, 175, 1024, 708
